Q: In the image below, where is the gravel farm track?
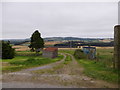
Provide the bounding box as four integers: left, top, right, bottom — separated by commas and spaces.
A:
2, 53, 118, 88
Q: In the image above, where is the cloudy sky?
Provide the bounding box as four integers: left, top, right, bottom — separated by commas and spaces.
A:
2, 1, 118, 39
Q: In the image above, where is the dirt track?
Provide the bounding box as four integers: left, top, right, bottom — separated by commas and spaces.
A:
2, 53, 118, 88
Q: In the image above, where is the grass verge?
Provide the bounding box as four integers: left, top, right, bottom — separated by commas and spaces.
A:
2, 52, 64, 73
77, 59, 119, 84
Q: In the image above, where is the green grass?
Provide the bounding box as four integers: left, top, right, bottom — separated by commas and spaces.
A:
2, 56, 31, 62
77, 59, 119, 83
16, 51, 42, 56
9, 55, 63, 66
63, 54, 72, 64
96, 48, 114, 68
59, 50, 74, 64
59, 50, 75, 55
2, 51, 64, 73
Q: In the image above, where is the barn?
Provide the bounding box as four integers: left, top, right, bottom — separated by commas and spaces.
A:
82, 47, 96, 59
42, 47, 58, 58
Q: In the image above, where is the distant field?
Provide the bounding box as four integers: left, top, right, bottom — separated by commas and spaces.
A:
44, 41, 62, 46
12, 41, 62, 51
12, 45, 30, 51
12, 44, 114, 51
96, 47, 114, 49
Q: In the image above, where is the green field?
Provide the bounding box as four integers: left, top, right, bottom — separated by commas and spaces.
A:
2, 51, 64, 73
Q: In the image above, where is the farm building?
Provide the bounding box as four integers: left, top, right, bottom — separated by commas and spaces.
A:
82, 47, 96, 59
42, 47, 58, 58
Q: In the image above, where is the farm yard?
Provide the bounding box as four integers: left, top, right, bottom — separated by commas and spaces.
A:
2, 45, 119, 88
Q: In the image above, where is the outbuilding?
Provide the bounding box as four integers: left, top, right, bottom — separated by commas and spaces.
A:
82, 46, 96, 59
42, 47, 58, 58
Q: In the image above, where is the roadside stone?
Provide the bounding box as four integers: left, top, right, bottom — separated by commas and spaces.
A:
90, 81, 95, 83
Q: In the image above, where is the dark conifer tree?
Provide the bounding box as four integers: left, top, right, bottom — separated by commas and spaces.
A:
29, 30, 44, 54
2, 41, 15, 59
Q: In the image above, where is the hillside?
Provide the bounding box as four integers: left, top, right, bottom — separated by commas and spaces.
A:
2, 37, 114, 45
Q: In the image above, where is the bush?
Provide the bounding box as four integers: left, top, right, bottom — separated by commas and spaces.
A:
2, 41, 15, 59
74, 49, 86, 59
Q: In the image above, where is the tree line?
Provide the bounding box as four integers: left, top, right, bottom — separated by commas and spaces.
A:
54, 41, 114, 48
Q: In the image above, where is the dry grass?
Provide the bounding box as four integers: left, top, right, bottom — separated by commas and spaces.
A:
44, 41, 62, 45
12, 45, 114, 52
12, 45, 30, 51
96, 47, 114, 49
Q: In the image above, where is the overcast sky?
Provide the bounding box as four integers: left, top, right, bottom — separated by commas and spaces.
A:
2, 2, 118, 39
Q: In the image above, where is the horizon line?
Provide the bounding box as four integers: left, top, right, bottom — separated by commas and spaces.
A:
0, 36, 114, 40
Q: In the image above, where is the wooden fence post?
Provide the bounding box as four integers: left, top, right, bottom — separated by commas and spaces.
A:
114, 25, 120, 69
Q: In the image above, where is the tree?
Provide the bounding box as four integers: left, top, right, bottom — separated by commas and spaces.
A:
2, 41, 15, 59
29, 30, 44, 54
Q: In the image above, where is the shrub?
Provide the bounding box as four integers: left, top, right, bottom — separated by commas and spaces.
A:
2, 41, 15, 59
74, 49, 86, 59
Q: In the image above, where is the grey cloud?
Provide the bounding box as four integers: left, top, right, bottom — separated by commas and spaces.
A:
2, 2, 118, 39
